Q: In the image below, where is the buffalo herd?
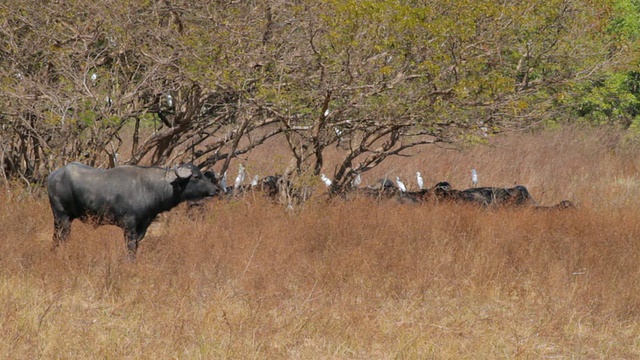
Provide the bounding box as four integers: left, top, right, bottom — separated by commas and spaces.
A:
353, 179, 573, 210
46, 163, 574, 258
202, 170, 574, 210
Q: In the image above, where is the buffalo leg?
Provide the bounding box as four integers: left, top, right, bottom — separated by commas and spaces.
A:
52, 216, 71, 250
121, 215, 140, 260
124, 228, 141, 261
124, 222, 151, 261
122, 215, 156, 261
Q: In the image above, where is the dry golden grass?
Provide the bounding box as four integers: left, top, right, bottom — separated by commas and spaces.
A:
2, 126, 640, 359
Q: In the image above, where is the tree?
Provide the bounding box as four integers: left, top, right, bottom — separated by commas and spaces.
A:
0, 1, 281, 185
0, 0, 635, 197
251, 0, 632, 192
567, 0, 640, 128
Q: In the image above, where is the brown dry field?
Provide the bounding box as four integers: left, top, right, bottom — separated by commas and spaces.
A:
2, 126, 640, 359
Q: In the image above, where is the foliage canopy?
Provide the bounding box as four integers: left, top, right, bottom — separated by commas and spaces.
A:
1, 0, 638, 192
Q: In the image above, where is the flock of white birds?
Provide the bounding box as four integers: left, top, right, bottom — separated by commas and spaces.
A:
225, 164, 480, 194
318, 168, 479, 192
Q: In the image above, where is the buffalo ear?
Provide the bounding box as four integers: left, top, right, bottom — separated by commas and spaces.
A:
175, 165, 193, 179
203, 170, 218, 184
167, 165, 193, 184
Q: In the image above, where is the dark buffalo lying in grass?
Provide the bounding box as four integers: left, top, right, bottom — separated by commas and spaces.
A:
367, 180, 575, 210
259, 175, 282, 198
355, 180, 456, 205
359, 178, 400, 200
433, 183, 574, 210
457, 185, 536, 207
392, 181, 458, 204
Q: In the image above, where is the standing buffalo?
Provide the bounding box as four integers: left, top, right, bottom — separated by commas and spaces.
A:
47, 162, 219, 258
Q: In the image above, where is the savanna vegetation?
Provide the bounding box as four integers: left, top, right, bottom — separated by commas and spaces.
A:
2, 0, 640, 189
3, 128, 640, 358
3, 0, 640, 358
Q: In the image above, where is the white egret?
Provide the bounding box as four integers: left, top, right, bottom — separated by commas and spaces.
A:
234, 164, 245, 190
352, 173, 362, 188
395, 176, 406, 192
251, 174, 259, 187
320, 174, 332, 187
471, 168, 478, 187
324, 108, 330, 117
220, 171, 228, 192
416, 172, 424, 190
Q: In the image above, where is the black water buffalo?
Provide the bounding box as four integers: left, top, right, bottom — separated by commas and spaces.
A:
260, 175, 282, 198
47, 162, 219, 258
394, 181, 455, 204
427, 184, 537, 207
434, 183, 574, 209
457, 185, 535, 207
359, 180, 451, 203
360, 178, 400, 200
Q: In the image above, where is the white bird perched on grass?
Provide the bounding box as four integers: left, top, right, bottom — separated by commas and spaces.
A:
395, 176, 406, 192
416, 172, 424, 190
234, 164, 245, 190
251, 174, 259, 187
471, 168, 478, 187
320, 174, 332, 187
352, 173, 362, 188
220, 171, 228, 192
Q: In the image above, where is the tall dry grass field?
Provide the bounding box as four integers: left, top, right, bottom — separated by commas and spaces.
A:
2, 127, 640, 358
